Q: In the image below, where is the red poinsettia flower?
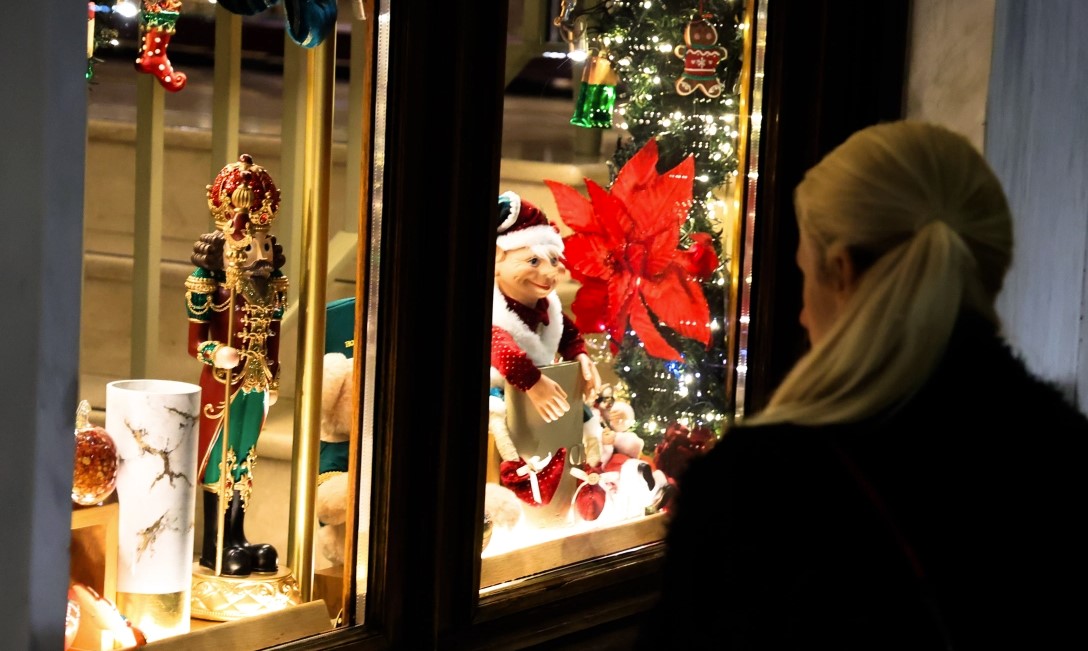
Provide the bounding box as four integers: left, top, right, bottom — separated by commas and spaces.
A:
545, 138, 716, 362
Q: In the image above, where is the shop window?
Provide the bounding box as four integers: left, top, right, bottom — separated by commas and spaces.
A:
481, 0, 767, 591
75, 0, 380, 646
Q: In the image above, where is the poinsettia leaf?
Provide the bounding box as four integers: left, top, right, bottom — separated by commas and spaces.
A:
570, 278, 611, 335
640, 266, 711, 345
545, 180, 599, 234
607, 271, 638, 328
601, 272, 638, 347
585, 179, 631, 244
629, 295, 683, 362
612, 141, 692, 232
610, 138, 662, 205
563, 233, 616, 282
639, 156, 697, 277
624, 242, 646, 277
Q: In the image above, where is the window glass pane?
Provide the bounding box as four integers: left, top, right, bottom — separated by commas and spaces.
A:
483, 0, 763, 590
78, 0, 376, 644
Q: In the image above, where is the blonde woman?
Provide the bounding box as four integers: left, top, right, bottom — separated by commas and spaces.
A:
638, 121, 1087, 650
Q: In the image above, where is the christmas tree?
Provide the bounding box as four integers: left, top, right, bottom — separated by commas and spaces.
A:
558, 0, 748, 455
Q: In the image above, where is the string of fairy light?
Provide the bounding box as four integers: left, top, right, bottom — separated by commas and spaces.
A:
558, 0, 746, 441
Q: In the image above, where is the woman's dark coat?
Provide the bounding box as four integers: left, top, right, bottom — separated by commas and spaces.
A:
638, 317, 1087, 649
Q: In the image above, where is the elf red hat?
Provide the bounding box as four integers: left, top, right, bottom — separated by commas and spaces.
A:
496, 191, 564, 252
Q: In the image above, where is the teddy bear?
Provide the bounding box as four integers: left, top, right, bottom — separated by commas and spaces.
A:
314, 296, 362, 567
316, 350, 354, 567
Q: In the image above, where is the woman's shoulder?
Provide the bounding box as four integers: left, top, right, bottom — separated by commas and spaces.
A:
682, 422, 843, 484
934, 323, 1088, 432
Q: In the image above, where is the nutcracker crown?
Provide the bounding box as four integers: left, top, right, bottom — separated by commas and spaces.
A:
206, 154, 281, 241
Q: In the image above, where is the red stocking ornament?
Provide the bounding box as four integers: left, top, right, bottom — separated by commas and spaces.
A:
499, 448, 567, 507
134, 1, 187, 92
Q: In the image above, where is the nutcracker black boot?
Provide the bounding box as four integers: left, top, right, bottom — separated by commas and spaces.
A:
199, 489, 253, 576
226, 489, 279, 573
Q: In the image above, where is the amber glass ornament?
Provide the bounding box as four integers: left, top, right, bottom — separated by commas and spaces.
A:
72, 399, 119, 506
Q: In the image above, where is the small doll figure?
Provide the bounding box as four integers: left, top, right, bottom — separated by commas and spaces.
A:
185, 154, 288, 576
488, 191, 605, 515
674, 15, 728, 98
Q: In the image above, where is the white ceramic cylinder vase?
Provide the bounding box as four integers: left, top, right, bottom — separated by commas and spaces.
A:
106, 379, 201, 641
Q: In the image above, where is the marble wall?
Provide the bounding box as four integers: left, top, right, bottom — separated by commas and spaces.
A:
906, 0, 1088, 410
904, 0, 995, 149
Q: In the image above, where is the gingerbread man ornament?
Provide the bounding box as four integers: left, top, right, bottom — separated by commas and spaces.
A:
674, 16, 728, 98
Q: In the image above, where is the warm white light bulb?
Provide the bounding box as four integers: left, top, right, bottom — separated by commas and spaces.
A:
114, 0, 139, 17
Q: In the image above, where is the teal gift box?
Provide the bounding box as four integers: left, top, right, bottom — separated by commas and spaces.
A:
325, 297, 356, 359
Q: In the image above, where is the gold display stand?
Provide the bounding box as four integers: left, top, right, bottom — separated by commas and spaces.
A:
70, 500, 119, 603
480, 511, 668, 589
190, 564, 302, 622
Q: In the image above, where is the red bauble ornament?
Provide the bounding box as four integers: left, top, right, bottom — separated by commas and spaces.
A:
653, 422, 714, 481
573, 464, 607, 521
71, 400, 118, 506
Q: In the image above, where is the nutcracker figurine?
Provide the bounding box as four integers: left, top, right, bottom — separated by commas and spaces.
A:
185, 155, 288, 577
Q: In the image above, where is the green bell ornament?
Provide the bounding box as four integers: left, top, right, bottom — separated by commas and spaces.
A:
570, 54, 618, 129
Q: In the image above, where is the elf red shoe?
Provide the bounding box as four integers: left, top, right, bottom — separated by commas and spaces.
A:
499, 448, 567, 507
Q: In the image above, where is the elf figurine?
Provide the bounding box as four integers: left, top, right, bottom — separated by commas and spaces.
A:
185, 154, 288, 576
673, 15, 727, 98
134, 0, 187, 92
489, 191, 606, 517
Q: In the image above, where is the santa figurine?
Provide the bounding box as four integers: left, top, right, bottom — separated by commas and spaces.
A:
488, 191, 606, 519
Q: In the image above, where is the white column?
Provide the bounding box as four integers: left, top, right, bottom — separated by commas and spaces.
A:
0, 2, 87, 649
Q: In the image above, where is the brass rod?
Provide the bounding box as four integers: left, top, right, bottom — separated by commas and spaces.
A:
288, 33, 336, 602
132, 74, 163, 379
210, 6, 241, 181
215, 289, 235, 576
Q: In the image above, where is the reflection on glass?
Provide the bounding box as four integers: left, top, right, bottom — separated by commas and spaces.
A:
734, 0, 769, 420
352, 0, 392, 625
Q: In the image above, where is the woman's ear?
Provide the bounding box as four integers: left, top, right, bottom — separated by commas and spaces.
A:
825, 243, 858, 298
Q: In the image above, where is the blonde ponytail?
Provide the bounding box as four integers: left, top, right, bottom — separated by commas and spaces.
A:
746, 121, 1013, 427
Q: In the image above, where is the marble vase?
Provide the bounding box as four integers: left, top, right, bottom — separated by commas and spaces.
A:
106, 379, 201, 641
